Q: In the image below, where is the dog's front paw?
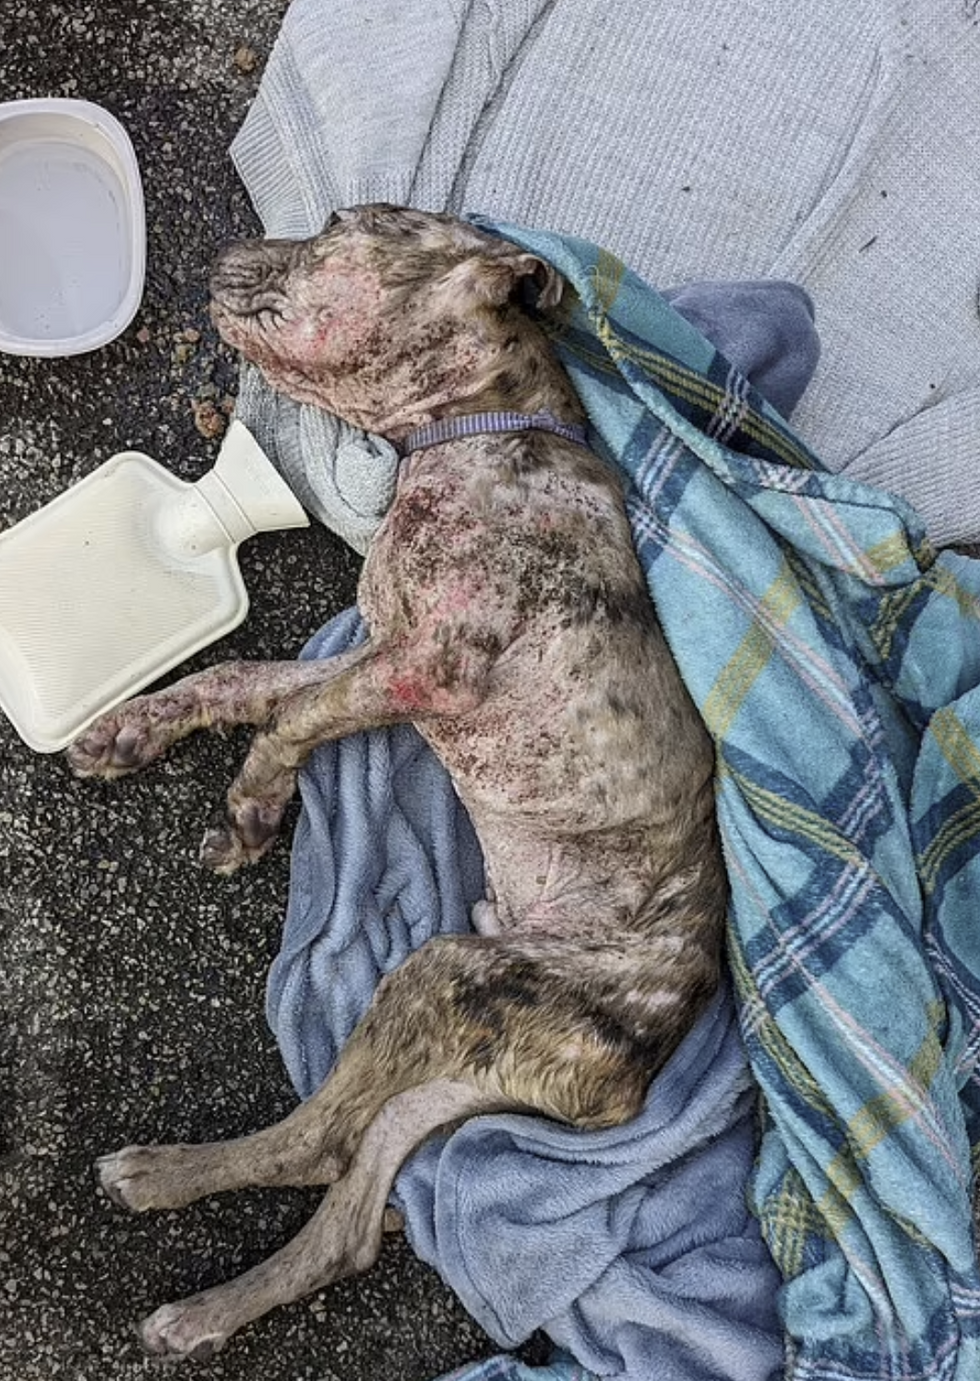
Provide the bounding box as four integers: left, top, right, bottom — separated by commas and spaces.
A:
139, 1298, 229, 1362
97, 1145, 204, 1212
68, 708, 173, 779
199, 800, 281, 875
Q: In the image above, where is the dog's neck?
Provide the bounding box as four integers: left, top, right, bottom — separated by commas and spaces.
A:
364, 302, 586, 443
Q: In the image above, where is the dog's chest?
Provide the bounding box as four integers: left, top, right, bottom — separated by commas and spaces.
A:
355, 442, 710, 839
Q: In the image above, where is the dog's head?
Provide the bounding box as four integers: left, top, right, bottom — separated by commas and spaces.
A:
209, 204, 564, 434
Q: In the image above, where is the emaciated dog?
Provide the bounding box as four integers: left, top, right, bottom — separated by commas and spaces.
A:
68, 206, 727, 1359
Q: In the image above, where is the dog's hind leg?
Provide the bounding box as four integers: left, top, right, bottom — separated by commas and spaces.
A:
98, 932, 663, 1218
97, 937, 524, 1215
133, 1080, 501, 1361
100, 932, 670, 1355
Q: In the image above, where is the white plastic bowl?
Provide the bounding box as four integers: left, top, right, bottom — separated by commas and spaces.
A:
0, 98, 145, 356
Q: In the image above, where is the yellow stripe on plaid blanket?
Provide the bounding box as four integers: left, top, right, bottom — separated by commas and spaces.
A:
917, 709, 980, 894
818, 1016, 946, 1230
759, 1167, 831, 1281
864, 532, 919, 580
918, 800, 980, 896
703, 563, 801, 738
728, 942, 837, 1121
870, 563, 978, 662
930, 708, 980, 793
593, 248, 625, 315
725, 767, 866, 865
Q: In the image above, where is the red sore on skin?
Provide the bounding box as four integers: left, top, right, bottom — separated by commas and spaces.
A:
389, 672, 433, 712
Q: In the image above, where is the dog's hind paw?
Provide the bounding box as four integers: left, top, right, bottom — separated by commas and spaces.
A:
139, 1299, 229, 1362
97, 1145, 205, 1213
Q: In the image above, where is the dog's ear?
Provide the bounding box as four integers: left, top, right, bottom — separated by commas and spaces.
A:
520, 255, 564, 310
438, 251, 564, 312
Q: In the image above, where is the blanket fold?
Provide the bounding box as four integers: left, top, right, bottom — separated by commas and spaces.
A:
494, 222, 980, 1378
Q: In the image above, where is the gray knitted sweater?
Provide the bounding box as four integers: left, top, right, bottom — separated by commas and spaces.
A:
232, 0, 980, 551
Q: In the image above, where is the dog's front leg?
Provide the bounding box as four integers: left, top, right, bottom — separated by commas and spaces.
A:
67, 643, 380, 779
200, 633, 490, 873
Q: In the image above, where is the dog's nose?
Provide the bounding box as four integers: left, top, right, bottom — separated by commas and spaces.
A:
209, 239, 296, 314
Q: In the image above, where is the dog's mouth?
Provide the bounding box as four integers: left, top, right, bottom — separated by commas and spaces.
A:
207, 281, 331, 411
208, 293, 281, 342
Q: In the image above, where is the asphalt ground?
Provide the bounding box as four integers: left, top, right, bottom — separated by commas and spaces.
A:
0, 4, 533, 1378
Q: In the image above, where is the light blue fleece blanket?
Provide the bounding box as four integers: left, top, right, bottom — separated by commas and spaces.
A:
268, 222, 980, 1381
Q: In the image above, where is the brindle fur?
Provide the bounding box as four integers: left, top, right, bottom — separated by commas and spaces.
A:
70, 206, 727, 1360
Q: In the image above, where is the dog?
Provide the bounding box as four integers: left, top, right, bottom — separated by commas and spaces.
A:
68, 205, 727, 1359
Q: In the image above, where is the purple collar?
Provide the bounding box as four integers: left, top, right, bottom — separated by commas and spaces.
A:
397, 409, 590, 457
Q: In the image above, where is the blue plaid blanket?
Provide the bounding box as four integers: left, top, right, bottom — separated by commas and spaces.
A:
471, 220, 980, 1379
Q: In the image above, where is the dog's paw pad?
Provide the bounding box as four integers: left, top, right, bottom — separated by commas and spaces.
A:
140, 1301, 228, 1361
234, 798, 281, 851
199, 820, 249, 876
199, 804, 279, 874
68, 718, 162, 778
